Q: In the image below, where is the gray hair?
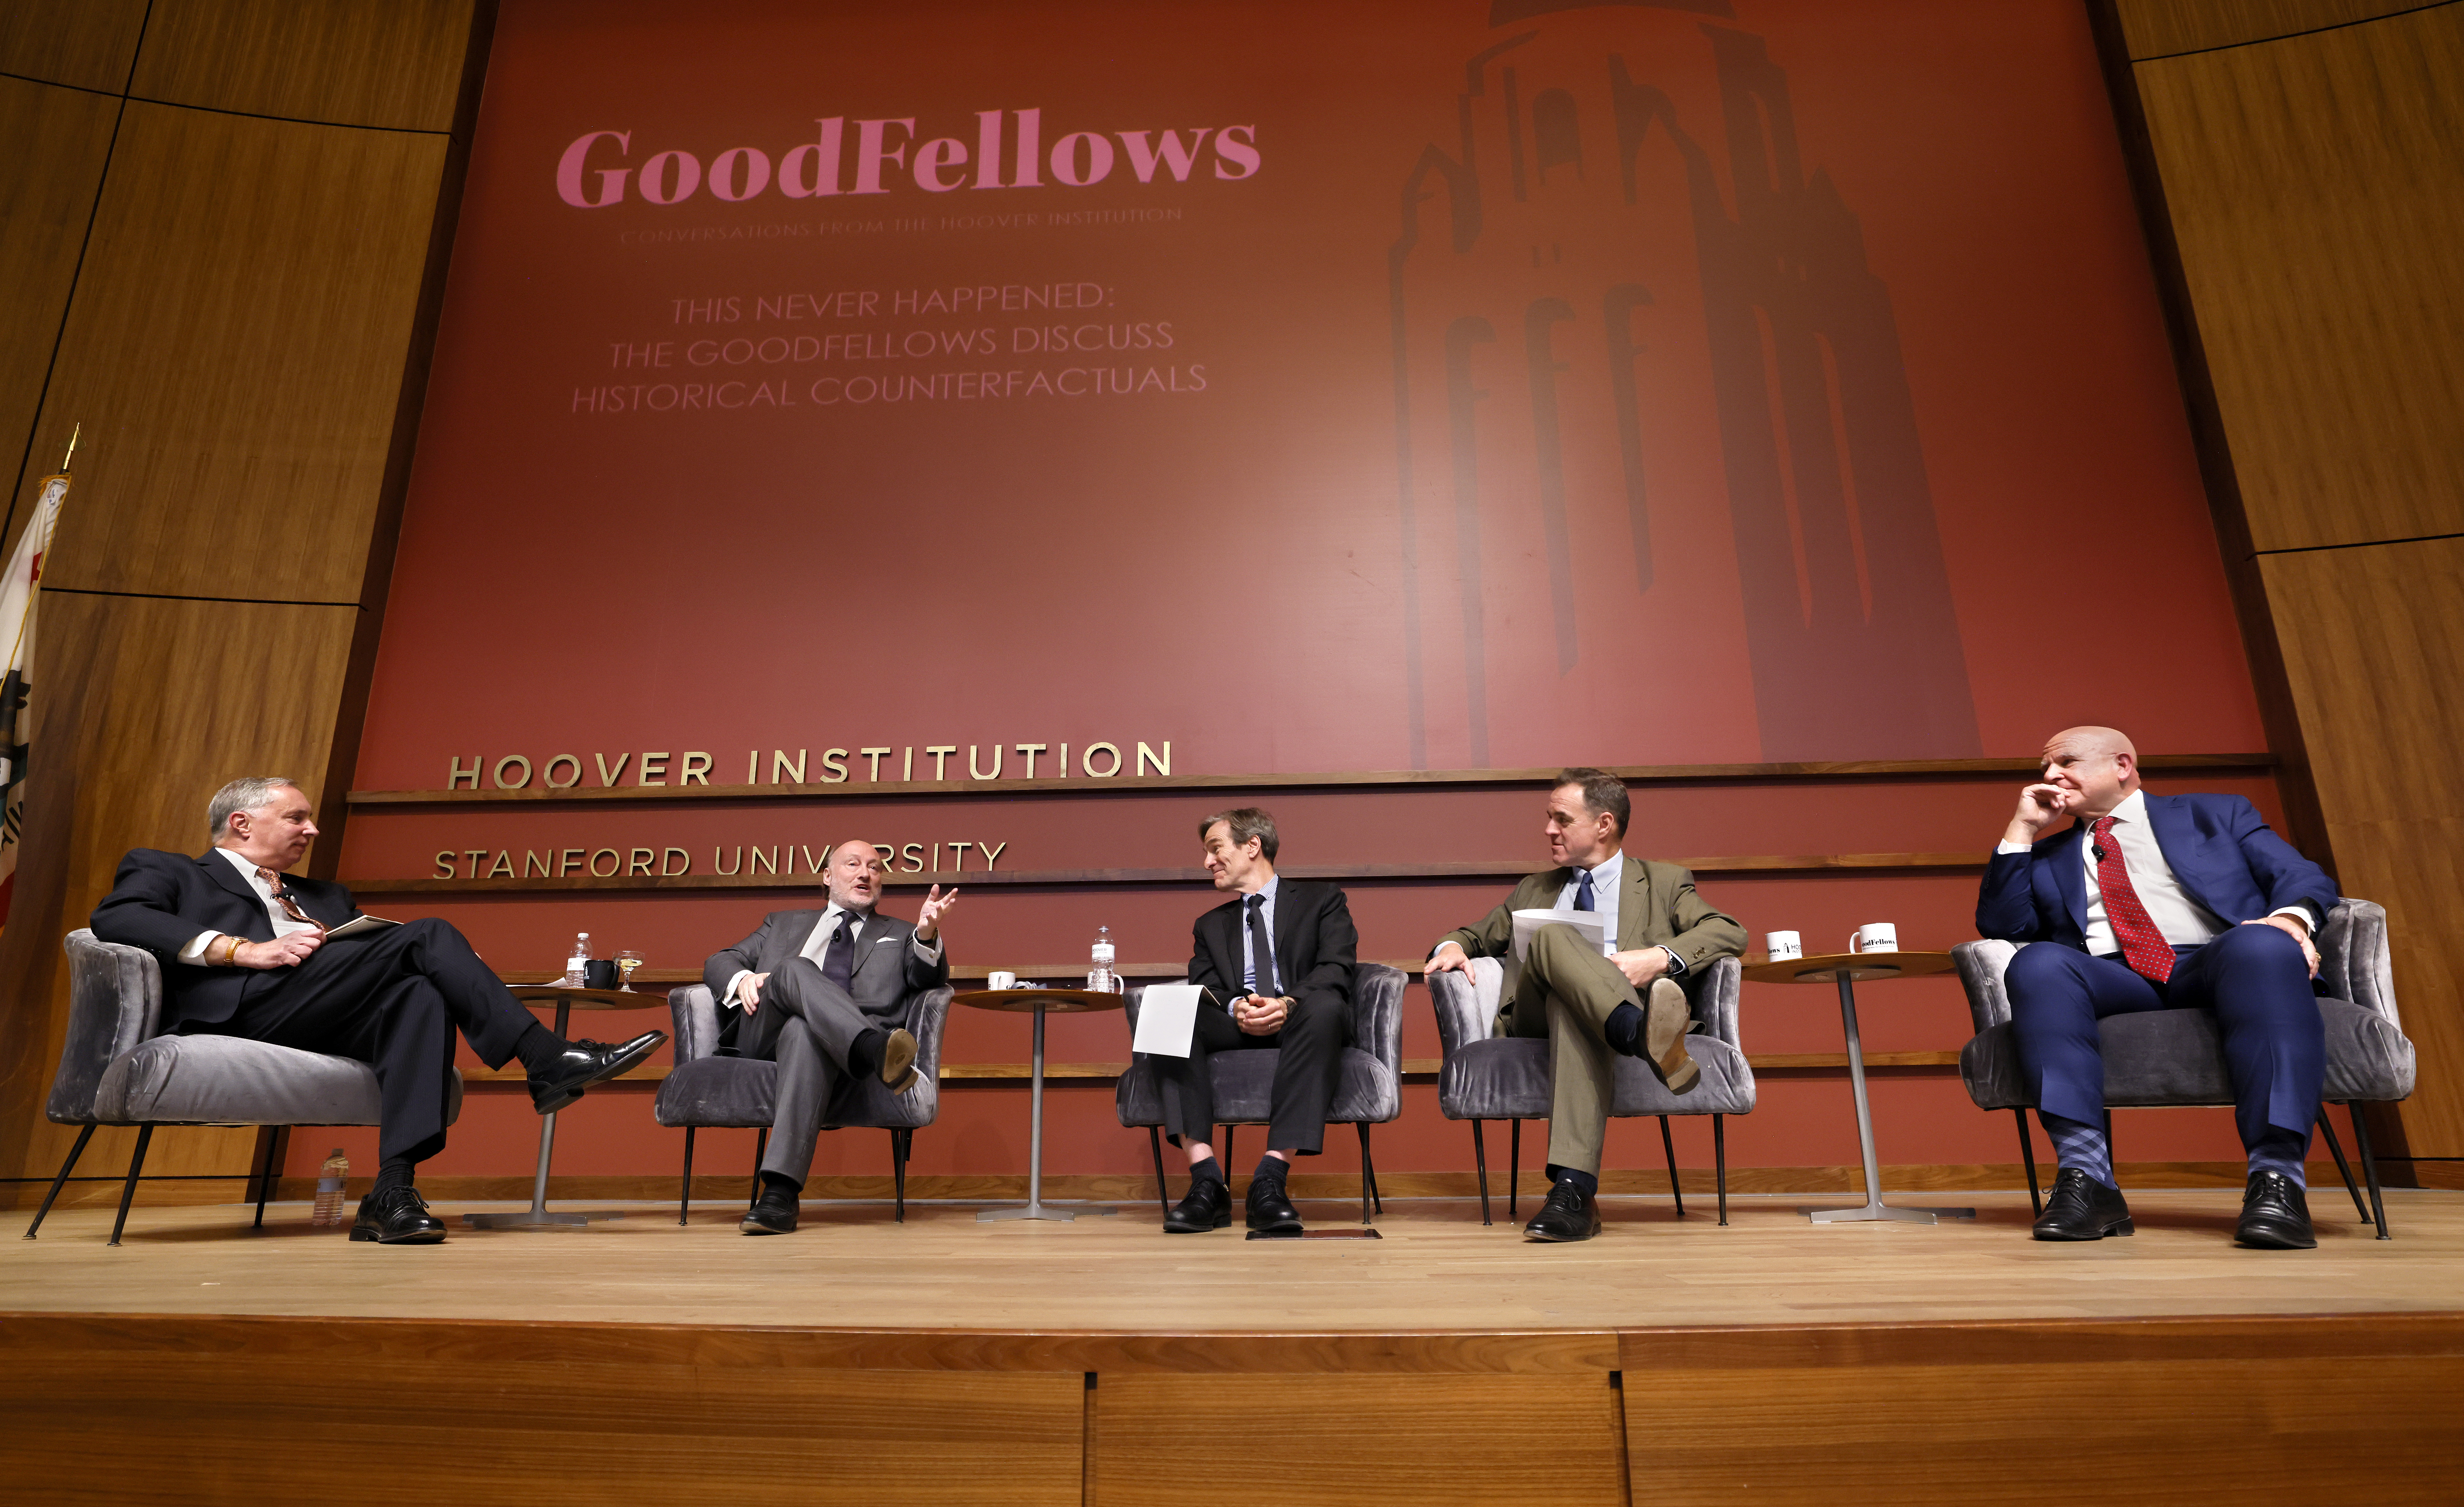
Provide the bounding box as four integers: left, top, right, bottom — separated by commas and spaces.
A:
1198, 807, 1279, 862
208, 776, 300, 842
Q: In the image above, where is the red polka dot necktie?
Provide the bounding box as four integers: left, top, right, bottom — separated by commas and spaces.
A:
2091, 816, 2174, 983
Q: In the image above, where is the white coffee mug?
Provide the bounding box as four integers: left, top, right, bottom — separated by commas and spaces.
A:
1765, 930, 1803, 961
987, 970, 1017, 990
1849, 922, 1898, 955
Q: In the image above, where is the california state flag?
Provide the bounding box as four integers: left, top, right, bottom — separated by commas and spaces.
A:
0, 469, 66, 930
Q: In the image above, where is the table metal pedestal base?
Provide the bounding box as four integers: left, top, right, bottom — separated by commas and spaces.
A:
461, 996, 623, 1229
1807, 970, 1973, 1226
979, 1002, 1115, 1222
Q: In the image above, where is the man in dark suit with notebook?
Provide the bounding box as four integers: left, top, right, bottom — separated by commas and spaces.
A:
1978, 725, 2340, 1248
89, 776, 663, 1245
1151, 807, 1357, 1235
702, 837, 956, 1235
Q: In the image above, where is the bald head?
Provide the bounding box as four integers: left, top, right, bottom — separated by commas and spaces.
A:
2040, 726, 2139, 815
821, 838, 887, 912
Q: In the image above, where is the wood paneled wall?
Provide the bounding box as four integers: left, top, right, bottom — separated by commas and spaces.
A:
2108, 0, 2464, 1161
0, 0, 486, 1192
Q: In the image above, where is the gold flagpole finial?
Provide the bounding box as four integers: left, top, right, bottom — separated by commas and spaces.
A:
60, 424, 79, 474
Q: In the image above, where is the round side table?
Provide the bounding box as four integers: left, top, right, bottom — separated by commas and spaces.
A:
464, 983, 668, 1230
954, 987, 1125, 1222
1742, 952, 1973, 1226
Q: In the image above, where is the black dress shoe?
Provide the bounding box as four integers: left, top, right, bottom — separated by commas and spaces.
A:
528, 1030, 668, 1113
1163, 1176, 1232, 1233
1617, 979, 1701, 1094
350, 1187, 446, 1244
1523, 1180, 1602, 1242
741, 1185, 799, 1235
2236, 1170, 2316, 1249
2032, 1167, 2134, 1240
1245, 1176, 1303, 1235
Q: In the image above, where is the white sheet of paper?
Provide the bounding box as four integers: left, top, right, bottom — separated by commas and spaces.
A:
325, 914, 402, 940
1510, 908, 1609, 961
1131, 984, 1210, 1058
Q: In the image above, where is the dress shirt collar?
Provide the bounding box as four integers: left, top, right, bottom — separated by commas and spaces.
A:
216, 846, 273, 887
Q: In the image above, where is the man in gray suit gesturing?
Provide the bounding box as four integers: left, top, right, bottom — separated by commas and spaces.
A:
703, 838, 958, 1234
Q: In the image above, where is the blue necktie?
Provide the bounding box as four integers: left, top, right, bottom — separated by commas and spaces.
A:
1574, 869, 1596, 912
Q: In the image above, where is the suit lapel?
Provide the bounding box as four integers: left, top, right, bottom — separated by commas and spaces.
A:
2048, 824, 2088, 941
2141, 794, 2218, 914
849, 911, 896, 984
772, 911, 822, 970
1618, 857, 1650, 951
1269, 882, 1306, 990
197, 850, 259, 904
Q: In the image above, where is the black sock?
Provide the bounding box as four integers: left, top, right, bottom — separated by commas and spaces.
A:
1187, 1154, 1225, 1187
760, 1170, 802, 1199
1254, 1154, 1288, 1186
1549, 1165, 1599, 1200
848, 1027, 886, 1078
514, 1021, 569, 1076
373, 1156, 416, 1197
1604, 1002, 1644, 1054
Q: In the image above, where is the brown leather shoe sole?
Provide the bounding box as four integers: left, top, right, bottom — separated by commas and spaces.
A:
879, 1028, 920, 1093
1645, 979, 1701, 1093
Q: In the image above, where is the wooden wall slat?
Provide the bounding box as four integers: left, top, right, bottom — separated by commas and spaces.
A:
31, 101, 445, 603
0, 0, 149, 94
2115, 0, 2442, 60
0, 592, 358, 1183
2135, 5, 2464, 552
0, 77, 117, 531
129, 0, 474, 133
2260, 540, 2464, 1156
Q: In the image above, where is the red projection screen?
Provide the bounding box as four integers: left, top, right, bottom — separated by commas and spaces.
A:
354, 0, 2262, 800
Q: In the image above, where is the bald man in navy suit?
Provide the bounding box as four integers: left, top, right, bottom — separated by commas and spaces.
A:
1977, 727, 2338, 1249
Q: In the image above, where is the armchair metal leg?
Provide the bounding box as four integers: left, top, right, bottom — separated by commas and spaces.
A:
2015, 1109, 2042, 1217
892, 1129, 909, 1222
2315, 1108, 2371, 1226
250, 1128, 281, 1230
107, 1125, 154, 1247
1659, 1116, 1686, 1217
751, 1128, 768, 1212
1713, 1114, 1729, 1227
1508, 1119, 1520, 1222
1366, 1129, 1383, 1214
1223, 1124, 1236, 1174
1354, 1123, 1375, 1225
1147, 1126, 1170, 1214
23, 1124, 96, 1240
678, 1126, 697, 1225
1471, 1119, 1492, 1226
2348, 1102, 2391, 1240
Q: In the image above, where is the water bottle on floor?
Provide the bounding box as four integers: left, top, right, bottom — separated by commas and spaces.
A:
311, 1148, 349, 1226
1088, 925, 1117, 994
563, 931, 590, 986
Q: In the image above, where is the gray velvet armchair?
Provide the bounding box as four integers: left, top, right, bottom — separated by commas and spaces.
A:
652, 981, 952, 1222
1427, 954, 1751, 1225
26, 928, 463, 1245
1114, 963, 1407, 1223
1954, 898, 2413, 1236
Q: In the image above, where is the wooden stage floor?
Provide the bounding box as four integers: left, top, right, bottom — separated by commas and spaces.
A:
5, 1189, 2462, 1505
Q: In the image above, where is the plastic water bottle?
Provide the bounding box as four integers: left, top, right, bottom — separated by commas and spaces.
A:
311, 1148, 349, 1226
563, 932, 590, 985
1088, 925, 1117, 994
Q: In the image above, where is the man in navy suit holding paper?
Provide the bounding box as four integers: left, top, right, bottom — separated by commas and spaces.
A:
1978, 727, 2339, 1248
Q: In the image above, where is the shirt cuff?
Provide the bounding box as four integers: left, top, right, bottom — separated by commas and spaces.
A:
2265, 905, 2316, 934
1995, 840, 2031, 855
723, 968, 752, 1004
1659, 945, 1688, 977
178, 930, 222, 965
912, 934, 943, 964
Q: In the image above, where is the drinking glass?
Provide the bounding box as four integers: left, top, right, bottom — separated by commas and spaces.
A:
615, 947, 644, 991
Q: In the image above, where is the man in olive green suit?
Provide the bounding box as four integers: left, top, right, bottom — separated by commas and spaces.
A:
1427, 768, 1746, 1241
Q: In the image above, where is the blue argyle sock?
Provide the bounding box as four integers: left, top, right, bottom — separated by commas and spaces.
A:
2039, 1111, 2115, 1189
2246, 1127, 2309, 1188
